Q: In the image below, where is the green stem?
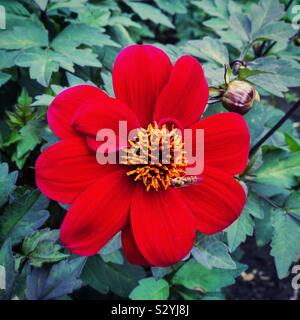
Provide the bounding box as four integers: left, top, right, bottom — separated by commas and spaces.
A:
238, 42, 253, 60
249, 98, 300, 157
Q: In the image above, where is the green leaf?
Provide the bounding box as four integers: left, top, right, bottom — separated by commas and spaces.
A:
154, 0, 187, 15
175, 287, 203, 300
0, 189, 49, 245
0, 163, 18, 208
0, 130, 21, 149
244, 102, 294, 147
15, 48, 60, 87
226, 208, 254, 252
129, 278, 169, 300
81, 255, 146, 297
228, 12, 252, 42
255, 151, 300, 191
50, 24, 117, 70
22, 229, 69, 267
18, 88, 32, 108
182, 37, 229, 65
0, 72, 11, 87
0, 0, 30, 28
255, 204, 274, 247
192, 234, 236, 269
101, 71, 114, 97
33, 0, 49, 11
31, 95, 54, 107
286, 191, 300, 220
99, 234, 123, 264
254, 21, 296, 42
201, 292, 225, 300
108, 15, 141, 29
203, 66, 224, 87
14, 120, 43, 160
25, 257, 86, 300
51, 24, 118, 52
109, 24, 134, 47
171, 259, 246, 292
151, 266, 173, 280
73, 4, 111, 30
0, 23, 48, 50
0, 50, 19, 69
66, 72, 95, 87
22, 229, 59, 255
126, 1, 174, 28
226, 193, 265, 252
227, 0, 293, 43
26, 241, 68, 268
0, 239, 17, 300
245, 193, 265, 219
285, 134, 300, 153
154, 43, 183, 63
61, 48, 101, 68
192, 0, 229, 19
276, 59, 300, 88
249, 0, 284, 36
215, 29, 243, 50
101, 250, 123, 265
81, 256, 109, 294
247, 57, 300, 96
47, 0, 87, 12
0, 0, 30, 17
203, 17, 228, 30
99, 233, 121, 255
249, 73, 288, 97
238, 68, 270, 80
270, 209, 300, 279
31, 93, 55, 107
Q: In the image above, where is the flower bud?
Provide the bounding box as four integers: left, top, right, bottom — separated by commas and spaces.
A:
230, 60, 247, 75
222, 80, 260, 115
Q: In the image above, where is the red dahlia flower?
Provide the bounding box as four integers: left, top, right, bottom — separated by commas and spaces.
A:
35, 44, 250, 267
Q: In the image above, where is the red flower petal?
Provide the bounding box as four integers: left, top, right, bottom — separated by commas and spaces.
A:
130, 187, 195, 267
72, 95, 140, 152
190, 112, 250, 175
121, 225, 150, 267
113, 44, 172, 127
60, 170, 133, 256
153, 56, 209, 128
47, 85, 105, 139
178, 167, 246, 235
35, 138, 113, 204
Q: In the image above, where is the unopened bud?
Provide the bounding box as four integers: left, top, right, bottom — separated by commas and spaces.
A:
222, 80, 260, 115
294, 37, 300, 46
230, 60, 247, 75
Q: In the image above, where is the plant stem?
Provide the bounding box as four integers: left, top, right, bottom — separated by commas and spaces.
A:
261, 196, 282, 209
239, 42, 253, 60
262, 41, 277, 56
249, 98, 300, 157
285, 0, 293, 11
256, 41, 266, 57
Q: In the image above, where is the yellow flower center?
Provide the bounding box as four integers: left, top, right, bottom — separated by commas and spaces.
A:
123, 122, 188, 191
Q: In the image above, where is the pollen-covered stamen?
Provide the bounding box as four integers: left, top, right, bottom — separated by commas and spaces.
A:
123, 122, 187, 191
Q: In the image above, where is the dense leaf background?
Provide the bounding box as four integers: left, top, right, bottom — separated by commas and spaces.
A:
0, 0, 300, 300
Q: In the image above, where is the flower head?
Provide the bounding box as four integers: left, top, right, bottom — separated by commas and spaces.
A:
222, 80, 260, 115
35, 44, 250, 267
